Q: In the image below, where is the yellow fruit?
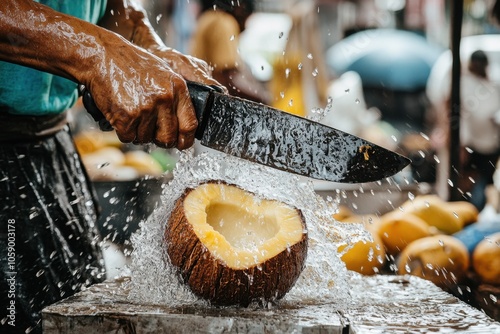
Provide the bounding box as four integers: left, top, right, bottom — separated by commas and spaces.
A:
398, 235, 469, 289
73, 131, 105, 154
401, 195, 463, 234
338, 230, 386, 275
332, 205, 353, 221
378, 211, 432, 254
472, 232, 500, 285
80, 147, 127, 181
99, 131, 123, 148
340, 214, 382, 234
123, 150, 163, 176
444, 201, 479, 227
82, 151, 142, 181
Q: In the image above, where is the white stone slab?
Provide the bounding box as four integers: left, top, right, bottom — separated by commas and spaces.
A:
42, 275, 500, 333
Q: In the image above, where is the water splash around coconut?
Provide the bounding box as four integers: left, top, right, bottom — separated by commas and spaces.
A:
125, 149, 368, 309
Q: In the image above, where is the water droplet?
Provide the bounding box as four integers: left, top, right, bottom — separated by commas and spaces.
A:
355, 98, 360, 104
156, 14, 162, 23
97, 162, 110, 169
36, 269, 44, 277
109, 197, 119, 204
230, 35, 235, 41
288, 99, 293, 107
447, 179, 454, 187
312, 68, 318, 77
279, 31, 284, 38
285, 68, 291, 78
307, 53, 313, 59
298, 63, 303, 70
280, 91, 284, 98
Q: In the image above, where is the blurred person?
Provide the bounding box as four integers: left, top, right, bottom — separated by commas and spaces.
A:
459, 50, 500, 210
429, 50, 500, 210
0, 0, 222, 333
189, 0, 270, 104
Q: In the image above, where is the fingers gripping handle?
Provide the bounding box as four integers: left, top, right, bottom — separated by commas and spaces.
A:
78, 81, 220, 138
78, 85, 113, 131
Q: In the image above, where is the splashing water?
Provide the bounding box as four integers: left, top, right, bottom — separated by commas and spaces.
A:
126, 151, 367, 309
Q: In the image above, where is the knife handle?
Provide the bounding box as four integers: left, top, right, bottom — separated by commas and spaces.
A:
78, 85, 114, 131
78, 81, 220, 138
185, 81, 221, 140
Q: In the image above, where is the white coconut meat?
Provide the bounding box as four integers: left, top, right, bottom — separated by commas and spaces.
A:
182, 182, 305, 269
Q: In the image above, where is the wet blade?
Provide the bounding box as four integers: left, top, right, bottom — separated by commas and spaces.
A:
199, 93, 410, 183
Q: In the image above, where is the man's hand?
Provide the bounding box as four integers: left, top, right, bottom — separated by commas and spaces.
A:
82, 39, 198, 150
150, 48, 227, 94
94, 0, 227, 147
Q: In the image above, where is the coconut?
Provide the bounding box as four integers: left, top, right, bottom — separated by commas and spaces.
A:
397, 235, 469, 289
472, 232, 500, 285
163, 181, 308, 306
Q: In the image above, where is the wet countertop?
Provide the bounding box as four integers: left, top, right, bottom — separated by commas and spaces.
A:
42, 274, 500, 333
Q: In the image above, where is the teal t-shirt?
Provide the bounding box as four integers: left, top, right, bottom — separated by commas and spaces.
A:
0, 0, 108, 115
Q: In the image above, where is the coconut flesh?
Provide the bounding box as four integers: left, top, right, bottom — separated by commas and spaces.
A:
127, 151, 368, 308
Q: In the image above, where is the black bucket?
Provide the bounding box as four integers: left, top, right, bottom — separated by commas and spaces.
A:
93, 176, 168, 245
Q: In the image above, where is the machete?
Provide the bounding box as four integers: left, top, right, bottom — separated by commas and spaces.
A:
79, 81, 410, 183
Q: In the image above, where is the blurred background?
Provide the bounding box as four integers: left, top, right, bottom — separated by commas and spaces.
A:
133, 0, 500, 185
66, 0, 500, 320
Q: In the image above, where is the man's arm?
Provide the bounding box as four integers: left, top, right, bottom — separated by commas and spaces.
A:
0, 0, 208, 149
0, 0, 106, 83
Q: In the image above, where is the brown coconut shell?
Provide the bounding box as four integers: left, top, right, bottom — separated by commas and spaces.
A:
164, 181, 308, 306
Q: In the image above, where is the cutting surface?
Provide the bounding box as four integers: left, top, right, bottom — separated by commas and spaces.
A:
42, 275, 500, 333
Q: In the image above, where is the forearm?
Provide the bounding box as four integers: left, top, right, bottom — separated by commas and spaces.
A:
0, 0, 118, 85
